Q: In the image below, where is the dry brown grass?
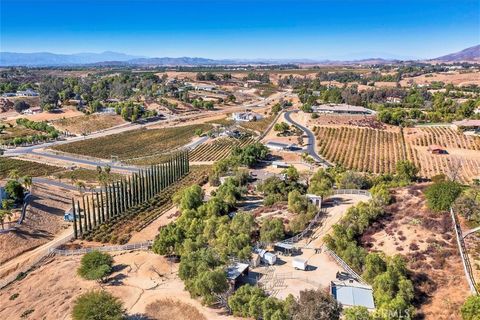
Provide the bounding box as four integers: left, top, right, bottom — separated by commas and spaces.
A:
145, 299, 207, 320
51, 114, 126, 134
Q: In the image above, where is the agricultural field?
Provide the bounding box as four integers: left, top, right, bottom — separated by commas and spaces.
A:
81, 165, 210, 244
0, 157, 61, 179
51, 124, 212, 160
205, 116, 235, 126
314, 126, 406, 174
405, 127, 480, 183
190, 137, 256, 162
238, 115, 276, 134
314, 125, 480, 183
52, 168, 124, 185
51, 114, 126, 134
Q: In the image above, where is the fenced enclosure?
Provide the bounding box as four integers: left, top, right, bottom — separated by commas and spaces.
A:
70, 151, 189, 239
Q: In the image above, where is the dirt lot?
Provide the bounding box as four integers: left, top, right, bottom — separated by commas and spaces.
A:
361, 185, 470, 319
3, 108, 83, 122
400, 71, 480, 87
0, 182, 73, 269
51, 114, 126, 134
0, 251, 240, 320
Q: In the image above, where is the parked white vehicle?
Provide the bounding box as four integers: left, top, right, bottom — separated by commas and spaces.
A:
292, 257, 308, 271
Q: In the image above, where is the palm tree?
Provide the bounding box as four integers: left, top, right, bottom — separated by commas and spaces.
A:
8, 169, 20, 181
76, 181, 86, 194
0, 210, 13, 229
22, 175, 33, 191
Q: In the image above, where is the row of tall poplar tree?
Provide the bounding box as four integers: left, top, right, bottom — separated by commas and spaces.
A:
70, 151, 189, 238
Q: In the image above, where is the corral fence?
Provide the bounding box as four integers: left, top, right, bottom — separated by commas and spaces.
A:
332, 189, 372, 197
451, 208, 479, 295
281, 208, 328, 245
50, 241, 153, 256
274, 272, 323, 288
323, 245, 367, 285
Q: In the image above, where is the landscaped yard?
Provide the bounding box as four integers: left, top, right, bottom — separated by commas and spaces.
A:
51, 124, 212, 160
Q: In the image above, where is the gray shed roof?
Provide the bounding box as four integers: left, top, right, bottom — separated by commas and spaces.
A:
331, 281, 375, 309
226, 262, 249, 280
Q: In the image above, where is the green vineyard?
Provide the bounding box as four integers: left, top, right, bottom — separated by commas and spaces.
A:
190, 137, 256, 162
70, 151, 189, 240
83, 166, 210, 244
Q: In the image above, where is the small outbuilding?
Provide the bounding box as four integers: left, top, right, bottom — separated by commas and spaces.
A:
258, 249, 277, 265
226, 262, 250, 286
274, 242, 296, 256
330, 281, 375, 310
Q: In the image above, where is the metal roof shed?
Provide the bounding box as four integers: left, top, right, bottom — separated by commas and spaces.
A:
330, 281, 375, 310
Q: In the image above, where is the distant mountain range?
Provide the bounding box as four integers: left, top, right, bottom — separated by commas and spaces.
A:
433, 45, 480, 62
0, 45, 479, 67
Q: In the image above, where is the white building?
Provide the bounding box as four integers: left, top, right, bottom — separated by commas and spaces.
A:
306, 194, 322, 208
232, 112, 263, 122
16, 89, 39, 97
266, 141, 290, 151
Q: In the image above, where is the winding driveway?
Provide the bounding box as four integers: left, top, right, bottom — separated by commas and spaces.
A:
284, 110, 332, 167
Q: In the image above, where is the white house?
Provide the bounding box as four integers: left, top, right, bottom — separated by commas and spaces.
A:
266, 141, 290, 151
232, 112, 263, 122
16, 89, 39, 97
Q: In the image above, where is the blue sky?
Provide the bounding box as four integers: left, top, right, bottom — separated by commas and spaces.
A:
0, 0, 479, 59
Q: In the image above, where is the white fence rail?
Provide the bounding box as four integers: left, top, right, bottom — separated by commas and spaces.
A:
332, 189, 371, 197
323, 246, 367, 285
451, 208, 478, 295
50, 241, 153, 256
0, 233, 74, 289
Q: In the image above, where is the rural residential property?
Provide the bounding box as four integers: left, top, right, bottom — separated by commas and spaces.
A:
0, 1, 479, 320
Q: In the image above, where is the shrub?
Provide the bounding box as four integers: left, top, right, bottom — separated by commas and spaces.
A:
77, 251, 113, 282
425, 181, 463, 212
461, 295, 480, 320
72, 290, 124, 320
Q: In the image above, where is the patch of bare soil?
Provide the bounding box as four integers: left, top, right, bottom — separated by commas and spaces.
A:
145, 299, 207, 320
361, 184, 469, 319
0, 251, 236, 320
52, 114, 126, 134
0, 183, 72, 266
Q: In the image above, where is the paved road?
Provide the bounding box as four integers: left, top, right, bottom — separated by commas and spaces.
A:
284, 110, 332, 167
3, 91, 289, 170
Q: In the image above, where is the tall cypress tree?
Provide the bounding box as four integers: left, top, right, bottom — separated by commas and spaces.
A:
95, 192, 101, 226
77, 200, 83, 237
100, 190, 105, 223
72, 198, 78, 239
82, 196, 88, 233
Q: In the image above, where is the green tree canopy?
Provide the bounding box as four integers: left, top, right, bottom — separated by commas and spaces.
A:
260, 218, 285, 243
77, 251, 113, 282
425, 181, 463, 212
72, 290, 124, 320
461, 295, 480, 320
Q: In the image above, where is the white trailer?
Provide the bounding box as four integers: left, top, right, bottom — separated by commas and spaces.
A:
292, 257, 308, 271
263, 252, 277, 265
